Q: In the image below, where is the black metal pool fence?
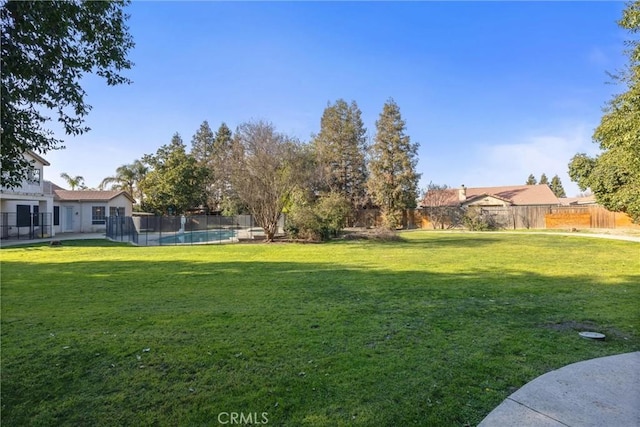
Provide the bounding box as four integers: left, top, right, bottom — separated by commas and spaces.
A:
0, 212, 53, 240
106, 214, 283, 246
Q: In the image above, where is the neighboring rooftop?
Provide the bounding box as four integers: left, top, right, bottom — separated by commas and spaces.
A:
42, 180, 135, 203
559, 195, 597, 206
421, 184, 560, 207
54, 189, 135, 203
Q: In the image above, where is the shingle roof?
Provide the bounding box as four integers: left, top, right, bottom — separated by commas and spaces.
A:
54, 189, 135, 203
421, 184, 560, 207
559, 195, 597, 205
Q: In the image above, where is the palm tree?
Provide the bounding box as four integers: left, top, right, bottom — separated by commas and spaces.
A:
60, 173, 86, 190
99, 160, 148, 204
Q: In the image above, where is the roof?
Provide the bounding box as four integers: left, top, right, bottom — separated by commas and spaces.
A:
421, 184, 560, 207
559, 195, 597, 206
26, 151, 50, 166
43, 180, 65, 194
54, 189, 135, 203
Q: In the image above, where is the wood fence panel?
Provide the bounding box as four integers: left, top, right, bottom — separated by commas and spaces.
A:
545, 212, 591, 229
391, 206, 637, 230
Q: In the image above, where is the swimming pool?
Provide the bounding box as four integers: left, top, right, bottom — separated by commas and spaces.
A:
156, 229, 236, 245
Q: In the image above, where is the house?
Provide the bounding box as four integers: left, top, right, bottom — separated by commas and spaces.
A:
53, 186, 135, 233
421, 184, 560, 208
1, 151, 55, 239
0, 151, 134, 239
558, 195, 597, 206
420, 184, 561, 229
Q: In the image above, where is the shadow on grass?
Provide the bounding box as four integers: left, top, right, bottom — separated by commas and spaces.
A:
2, 250, 639, 426
2, 233, 507, 250
3, 230, 640, 422
396, 235, 505, 248
0, 239, 130, 249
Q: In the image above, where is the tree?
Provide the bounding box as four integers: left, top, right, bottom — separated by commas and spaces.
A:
550, 174, 566, 198
569, 1, 640, 222
1, 0, 134, 188
229, 120, 307, 241
312, 99, 368, 220
285, 189, 352, 240
59, 173, 86, 190
99, 159, 147, 204
190, 120, 215, 164
211, 122, 236, 214
367, 99, 421, 229
421, 183, 462, 229
539, 173, 549, 185
525, 174, 537, 185
190, 121, 216, 211
141, 133, 208, 215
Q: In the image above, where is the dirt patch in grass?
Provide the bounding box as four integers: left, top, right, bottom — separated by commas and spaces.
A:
341, 227, 403, 241
544, 321, 632, 340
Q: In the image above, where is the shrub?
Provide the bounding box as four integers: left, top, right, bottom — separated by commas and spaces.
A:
463, 207, 502, 231
285, 192, 351, 241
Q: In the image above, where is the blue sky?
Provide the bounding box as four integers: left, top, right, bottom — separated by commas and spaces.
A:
45, 1, 629, 197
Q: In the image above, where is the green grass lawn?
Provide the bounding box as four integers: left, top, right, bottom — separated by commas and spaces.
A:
2, 232, 639, 426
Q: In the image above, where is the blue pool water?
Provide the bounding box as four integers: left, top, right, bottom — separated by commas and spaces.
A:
156, 229, 236, 245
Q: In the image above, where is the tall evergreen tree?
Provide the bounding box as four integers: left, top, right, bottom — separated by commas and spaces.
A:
526, 174, 537, 185
313, 99, 368, 218
214, 122, 233, 153
190, 121, 215, 211
211, 122, 236, 213
190, 120, 215, 164
367, 99, 421, 229
550, 175, 566, 198
539, 173, 549, 185
141, 133, 208, 215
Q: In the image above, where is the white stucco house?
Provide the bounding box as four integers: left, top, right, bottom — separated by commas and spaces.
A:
1, 151, 134, 240
53, 185, 135, 234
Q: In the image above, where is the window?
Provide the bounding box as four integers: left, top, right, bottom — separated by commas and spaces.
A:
54, 206, 60, 226
92, 206, 106, 224
17, 205, 31, 227
27, 168, 41, 184
109, 206, 125, 217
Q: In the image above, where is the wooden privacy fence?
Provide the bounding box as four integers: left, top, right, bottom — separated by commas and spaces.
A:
545, 206, 638, 229
361, 206, 639, 230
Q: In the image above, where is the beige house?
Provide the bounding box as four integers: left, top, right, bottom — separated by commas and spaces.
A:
53, 187, 135, 233
421, 184, 560, 208
419, 184, 561, 229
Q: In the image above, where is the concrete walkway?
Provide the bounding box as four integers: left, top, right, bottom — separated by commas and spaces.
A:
512, 231, 640, 243
478, 352, 640, 426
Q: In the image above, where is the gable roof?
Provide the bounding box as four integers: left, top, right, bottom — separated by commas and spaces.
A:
54, 189, 135, 204
421, 184, 560, 207
421, 188, 460, 207
26, 151, 50, 166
